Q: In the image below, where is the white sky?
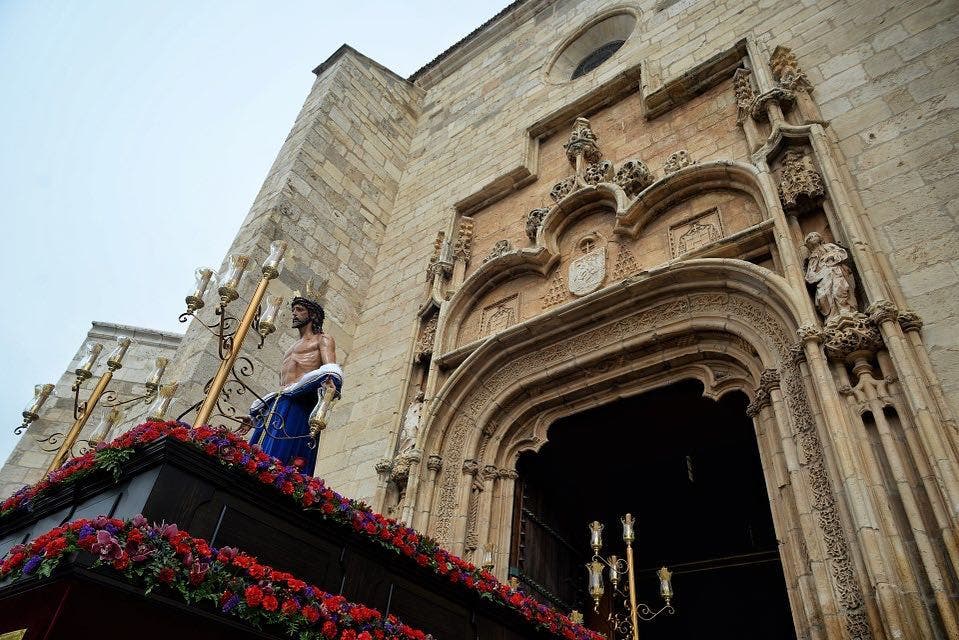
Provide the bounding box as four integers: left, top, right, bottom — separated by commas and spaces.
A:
0, 1, 509, 466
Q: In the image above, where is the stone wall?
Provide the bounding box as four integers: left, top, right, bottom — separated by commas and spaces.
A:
0, 322, 181, 497
324, 0, 959, 503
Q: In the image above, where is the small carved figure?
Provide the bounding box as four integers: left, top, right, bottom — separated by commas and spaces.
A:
398, 390, 424, 454
803, 232, 858, 321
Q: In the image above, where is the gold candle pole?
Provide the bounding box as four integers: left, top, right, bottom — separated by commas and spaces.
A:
194, 247, 282, 428
48, 337, 132, 472
622, 514, 641, 640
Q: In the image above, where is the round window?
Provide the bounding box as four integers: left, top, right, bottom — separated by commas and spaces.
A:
546, 12, 637, 83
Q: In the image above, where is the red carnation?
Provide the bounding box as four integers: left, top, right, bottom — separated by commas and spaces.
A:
262, 594, 278, 611
340, 630, 357, 640
157, 567, 175, 584
281, 481, 295, 495
302, 605, 321, 623
321, 620, 337, 638
244, 585, 264, 607
281, 598, 299, 615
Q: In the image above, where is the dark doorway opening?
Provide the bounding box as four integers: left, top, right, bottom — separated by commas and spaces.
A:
510, 379, 796, 639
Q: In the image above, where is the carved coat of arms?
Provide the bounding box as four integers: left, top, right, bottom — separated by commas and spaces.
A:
568, 246, 606, 296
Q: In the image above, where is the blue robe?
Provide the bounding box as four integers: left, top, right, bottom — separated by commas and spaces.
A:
248, 365, 343, 475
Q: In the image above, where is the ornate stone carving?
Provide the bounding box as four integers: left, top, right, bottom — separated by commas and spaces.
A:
760, 368, 781, 391
453, 217, 474, 262
751, 87, 796, 121
668, 208, 724, 258
481, 293, 519, 336
497, 467, 519, 479
415, 314, 437, 362
797, 323, 822, 344
866, 299, 899, 326
613, 159, 654, 198
779, 149, 825, 211
564, 117, 602, 164
568, 237, 606, 296
663, 150, 695, 174
481, 464, 499, 481
897, 309, 923, 333
821, 312, 883, 362
426, 231, 449, 279
427, 454, 443, 472
804, 232, 858, 321
542, 272, 568, 309
584, 160, 613, 185
610, 243, 641, 280
462, 458, 479, 475
733, 68, 756, 124
770, 45, 813, 92
549, 175, 576, 203
374, 458, 393, 475
746, 388, 770, 416
525, 207, 549, 242
484, 239, 514, 263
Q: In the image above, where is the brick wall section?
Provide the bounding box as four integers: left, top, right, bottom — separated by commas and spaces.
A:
0, 323, 181, 497
167, 49, 423, 426
321, 0, 959, 503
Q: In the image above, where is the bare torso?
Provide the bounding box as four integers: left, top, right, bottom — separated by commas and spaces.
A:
280, 332, 336, 386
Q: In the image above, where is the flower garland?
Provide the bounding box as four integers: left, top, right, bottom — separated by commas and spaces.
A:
0, 514, 431, 640
1, 422, 602, 640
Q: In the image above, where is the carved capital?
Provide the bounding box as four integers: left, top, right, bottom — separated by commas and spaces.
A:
497, 467, 519, 480
746, 388, 770, 417
663, 150, 695, 174
613, 159, 654, 198
453, 217, 474, 262
867, 299, 899, 325
525, 208, 549, 242
481, 464, 499, 481
779, 149, 825, 211
426, 454, 443, 472
374, 458, 393, 475
788, 343, 806, 365
797, 323, 822, 344
821, 312, 883, 361
759, 368, 781, 392
897, 309, 923, 333
462, 458, 480, 475
564, 117, 602, 164
484, 239, 514, 263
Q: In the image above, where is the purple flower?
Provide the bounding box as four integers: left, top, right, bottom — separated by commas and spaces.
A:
22, 555, 41, 574
131, 514, 148, 528
78, 525, 95, 539
125, 539, 153, 562
91, 530, 123, 561
222, 594, 240, 612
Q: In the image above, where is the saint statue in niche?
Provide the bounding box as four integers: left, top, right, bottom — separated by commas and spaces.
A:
398, 390, 425, 455
248, 284, 343, 475
803, 231, 858, 321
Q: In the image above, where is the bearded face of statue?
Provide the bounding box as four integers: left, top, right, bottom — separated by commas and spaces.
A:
291, 303, 310, 329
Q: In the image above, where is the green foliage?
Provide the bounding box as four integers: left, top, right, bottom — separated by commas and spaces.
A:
94, 447, 134, 482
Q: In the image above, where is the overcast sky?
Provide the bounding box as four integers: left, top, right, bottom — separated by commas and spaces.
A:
0, 1, 507, 467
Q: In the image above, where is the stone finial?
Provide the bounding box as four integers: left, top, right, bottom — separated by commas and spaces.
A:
733, 68, 756, 124
427, 454, 443, 472
564, 117, 602, 165
526, 208, 549, 242
453, 217, 474, 262
484, 239, 515, 263
426, 230, 452, 280
613, 159, 654, 198
584, 160, 614, 185
770, 45, 812, 92
779, 149, 825, 211
664, 150, 695, 174
550, 176, 576, 203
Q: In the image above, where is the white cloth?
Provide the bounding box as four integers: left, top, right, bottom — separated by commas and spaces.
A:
250, 363, 344, 414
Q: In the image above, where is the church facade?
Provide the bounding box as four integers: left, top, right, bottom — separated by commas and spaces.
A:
5, 1, 959, 638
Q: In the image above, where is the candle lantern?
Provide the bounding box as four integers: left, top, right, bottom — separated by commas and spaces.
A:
257, 295, 284, 338
106, 336, 133, 370
146, 382, 178, 422
145, 357, 169, 392
75, 343, 104, 383
218, 254, 251, 304
88, 407, 122, 445
186, 268, 215, 312
261, 240, 288, 279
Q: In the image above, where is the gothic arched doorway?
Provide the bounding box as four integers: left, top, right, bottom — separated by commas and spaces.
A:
510, 379, 796, 639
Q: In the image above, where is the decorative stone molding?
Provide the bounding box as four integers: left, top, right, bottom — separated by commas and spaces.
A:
453, 217, 474, 262
663, 150, 695, 174
496, 468, 519, 480
525, 207, 549, 242
779, 149, 825, 211
821, 312, 883, 362
426, 231, 452, 279
867, 299, 899, 326
770, 45, 813, 93
541, 272, 568, 309
797, 323, 822, 344
563, 117, 602, 165
760, 368, 781, 391
391, 452, 421, 483
897, 309, 923, 333
751, 87, 796, 121
374, 458, 393, 475
584, 160, 614, 185
481, 293, 519, 336
668, 207, 724, 258
733, 68, 756, 124
481, 464, 499, 481
610, 243, 641, 281
484, 239, 514, 263
746, 388, 770, 416
549, 176, 576, 203
426, 454, 443, 472
613, 159, 654, 198
415, 314, 438, 362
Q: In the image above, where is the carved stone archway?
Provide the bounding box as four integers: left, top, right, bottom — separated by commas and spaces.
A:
410, 259, 871, 640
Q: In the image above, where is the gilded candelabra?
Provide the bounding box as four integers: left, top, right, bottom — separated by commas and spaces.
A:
16, 337, 177, 473
585, 514, 675, 640
175, 241, 288, 431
